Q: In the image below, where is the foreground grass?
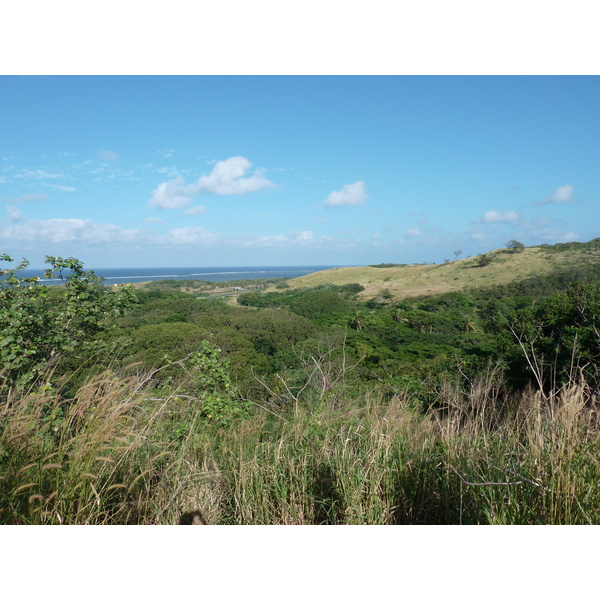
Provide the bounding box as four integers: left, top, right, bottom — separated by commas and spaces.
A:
2, 365, 600, 524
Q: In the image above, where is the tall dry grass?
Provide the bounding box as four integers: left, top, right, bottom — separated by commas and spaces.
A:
0, 365, 213, 525
204, 373, 600, 524
2, 362, 600, 524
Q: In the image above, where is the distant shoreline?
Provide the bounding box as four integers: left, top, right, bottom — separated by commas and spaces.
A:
17, 265, 352, 287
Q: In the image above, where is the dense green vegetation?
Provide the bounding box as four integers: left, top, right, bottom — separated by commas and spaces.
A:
2, 240, 600, 524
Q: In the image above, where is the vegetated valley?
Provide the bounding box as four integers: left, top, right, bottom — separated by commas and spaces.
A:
2, 239, 600, 524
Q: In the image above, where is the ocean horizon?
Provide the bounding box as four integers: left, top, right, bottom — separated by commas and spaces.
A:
18, 265, 354, 286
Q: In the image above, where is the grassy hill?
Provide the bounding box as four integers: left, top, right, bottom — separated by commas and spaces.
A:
269, 238, 600, 300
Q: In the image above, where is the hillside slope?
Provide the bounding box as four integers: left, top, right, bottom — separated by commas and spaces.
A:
270, 239, 600, 301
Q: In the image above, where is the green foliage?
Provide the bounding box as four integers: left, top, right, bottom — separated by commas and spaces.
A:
188, 341, 249, 425
506, 240, 525, 253
340, 283, 365, 295
163, 313, 187, 323
237, 292, 260, 306
498, 282, 600, 390
369, 263, 408, 268
377, 289, 393, 302
0, 254, 136, 385
538, 237, 600, 254
5, 248, 600, 524
289, 289, 351, 321
475, 253, 493, 267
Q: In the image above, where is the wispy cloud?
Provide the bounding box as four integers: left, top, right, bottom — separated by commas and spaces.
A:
2, 193, 48, 204
164, 227, 221, 246
474, 210, 519, 224
156, 166, 188, 177
324, 181, 367, 207
0, 214, 366, 257
238, 230, 335, 249
72, 160, 93, 169
516, 215, 580, 243
6, 205, 25, 223
239, 234, 287, 248
42, 184, 76, 192
184, 205, 208, 215
0, 218, 142, 244
148, 156, 278, 210
97, 150, 120, 161
536, 184, 575, 205
15, 169, 66, 180
293, 230, 315, 244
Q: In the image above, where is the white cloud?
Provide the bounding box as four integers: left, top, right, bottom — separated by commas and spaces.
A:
156, 166, 188, 177
293, 230, 315, 244
4, 193, 48, 204
148, 177, 193, 210
148, 157, 277, 210
6, 205, 24, 223
324, 181, 367, 207
525, 224, 580, 242
240, 234, 288, 248
164, 226, 221, 246
16, 169, 65, 180
144, 217, 164, 225
43, 184, 76, 192
0, 218, 141, 244
1, 217, 223, 249
73, 160, 93, 169
556, 231, 579, 242
238, 230, 337, 250
537, 184, 575, 205
405, 228, 422, 237
474, 210, 519, 224
190, 157, 277, 196
98, 150, 120, 161
184, 205, 208, 215
0, 212, 359, 257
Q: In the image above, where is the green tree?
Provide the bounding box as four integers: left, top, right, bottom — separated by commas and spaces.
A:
495, 282, 600, 391
506, 240, 525, 253
289, 289, 351, 321
476, 253, 493, 267
0, 254, 136, 385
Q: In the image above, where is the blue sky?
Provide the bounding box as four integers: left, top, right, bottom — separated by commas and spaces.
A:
1, 75, 598, 268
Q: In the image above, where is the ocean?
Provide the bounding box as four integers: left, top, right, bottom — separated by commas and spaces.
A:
17, 265, 350, 286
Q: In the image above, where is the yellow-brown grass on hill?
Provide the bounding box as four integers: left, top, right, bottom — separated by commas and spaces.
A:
269, 245, 600, 301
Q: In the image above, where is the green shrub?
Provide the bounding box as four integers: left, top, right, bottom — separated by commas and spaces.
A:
188, 341, 249, 426
0, 254, 136, 386
289, 289, 351, 321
